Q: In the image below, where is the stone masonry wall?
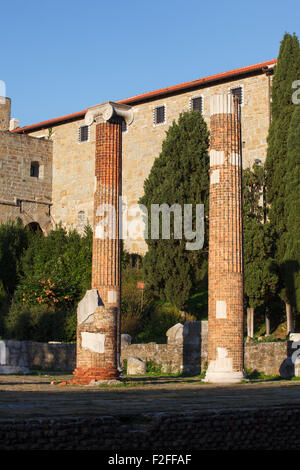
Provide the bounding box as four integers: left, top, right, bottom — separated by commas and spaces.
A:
0, 325, 295, 378
0, 131, 52, 232
0, 98, 11, 131
0, 406, 299, 450
28, 72, 271, 254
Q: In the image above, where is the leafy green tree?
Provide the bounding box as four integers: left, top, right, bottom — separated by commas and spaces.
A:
0, 220, 30, 298
14, 225, 92, 308
139, 110, 209, 309
243, 165, 279, 336
265, 32, 300, 330
282, 104, 300, 325
5, 225, 92, 341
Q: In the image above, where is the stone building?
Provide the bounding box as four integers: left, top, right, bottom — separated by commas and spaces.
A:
3, 58, 275, 252
0, 97, 52, 233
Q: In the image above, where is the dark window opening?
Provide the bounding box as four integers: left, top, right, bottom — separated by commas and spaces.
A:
30, 162, 39, 178
230, 87, 243, 105
191, 96, 203, 113
26, 222, 43, 234
79, 125, 89, 142
154, 106, 165, 125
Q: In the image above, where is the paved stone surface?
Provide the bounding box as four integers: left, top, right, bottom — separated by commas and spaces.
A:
0, 374, 300, 420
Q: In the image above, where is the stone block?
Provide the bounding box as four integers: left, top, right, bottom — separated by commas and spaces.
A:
121, 334, 132, 345
127, 357, 146, 375
289, 333, 300, 342
280, 357, 295, 379
166, 323, 183, 344
0, 340, 29, 374
77, 289, 102, 325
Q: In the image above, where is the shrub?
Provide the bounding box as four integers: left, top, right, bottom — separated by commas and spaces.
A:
121, 263, 148, 337
135, 302, 182, 344
14, 225, 92, 309
5, 301, 76, 342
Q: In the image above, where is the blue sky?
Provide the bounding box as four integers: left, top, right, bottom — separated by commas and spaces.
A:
1, 0, 300, 126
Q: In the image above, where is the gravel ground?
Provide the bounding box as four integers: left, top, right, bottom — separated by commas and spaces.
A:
0, 374, 300, 419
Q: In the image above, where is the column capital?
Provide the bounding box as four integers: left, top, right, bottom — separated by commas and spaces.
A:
85, 101, 134, 126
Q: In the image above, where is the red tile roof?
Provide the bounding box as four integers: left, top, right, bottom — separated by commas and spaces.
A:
12, 58, 276, 134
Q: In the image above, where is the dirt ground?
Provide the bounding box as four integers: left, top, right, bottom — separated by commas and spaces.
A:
0, 374, 300, 420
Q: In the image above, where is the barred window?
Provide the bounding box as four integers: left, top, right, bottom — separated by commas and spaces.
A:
191, 96, 203, 113
78, 125, 89, 142
153, 105, 166, 125
230, 86, 243, 105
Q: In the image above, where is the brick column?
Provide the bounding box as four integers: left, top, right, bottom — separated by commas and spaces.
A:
204, 94, 245, 383
72, 102, 133, 384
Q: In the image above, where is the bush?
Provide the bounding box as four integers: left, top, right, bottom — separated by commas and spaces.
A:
121, 261, 150, 338
5, 301, 76, 342
3, 224, 92, 342
14, 225, 92, 309
135, 302, 182, 344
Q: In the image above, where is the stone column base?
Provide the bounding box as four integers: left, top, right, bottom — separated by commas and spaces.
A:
71, 367, 120, 385
203, 369, 245, 384
204, 356, 246, 383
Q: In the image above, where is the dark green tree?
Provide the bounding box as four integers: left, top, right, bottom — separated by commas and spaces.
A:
243, 165, 279, 336
265, 32, 300, 330
282, 104, 300, 326
139, 110, 209, 309
5, 225, 92, 341
0, 220, 30, 297
14, 225, 92, 308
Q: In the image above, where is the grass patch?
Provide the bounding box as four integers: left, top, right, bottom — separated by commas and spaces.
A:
244, 368, 282, 381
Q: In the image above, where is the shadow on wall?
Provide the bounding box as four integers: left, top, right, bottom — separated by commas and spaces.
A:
279, 339, 300, 379
166, 321, 208, 375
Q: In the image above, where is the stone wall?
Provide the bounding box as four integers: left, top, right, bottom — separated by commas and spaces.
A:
0, 340, 75, 373
0, 326, 297, 377
27, 341, 75, 371
244, 341, 293, 376
122, 322, 208, 374
0, 97, 11, 131
0, 406, 299, 450
0, 130, 52, 232
28, 71, 272, 254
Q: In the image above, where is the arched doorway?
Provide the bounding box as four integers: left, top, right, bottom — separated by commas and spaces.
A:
26, 222, 43, 234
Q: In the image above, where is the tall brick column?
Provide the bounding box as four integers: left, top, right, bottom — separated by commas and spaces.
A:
72, 102, 133, 384
204, 94, 245, 383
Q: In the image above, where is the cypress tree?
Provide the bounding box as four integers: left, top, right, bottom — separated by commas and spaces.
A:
243, 165, 279, 336
139, 110, 209, 309
265, 32, 300, 329
282, 104, 300, 326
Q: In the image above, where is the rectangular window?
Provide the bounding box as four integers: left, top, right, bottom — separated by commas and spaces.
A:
78, 125, 89, 142
154, 105, 166, 125
230, 86, 243, 105
30, 162, 39, 178
191, 96, 203, 113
